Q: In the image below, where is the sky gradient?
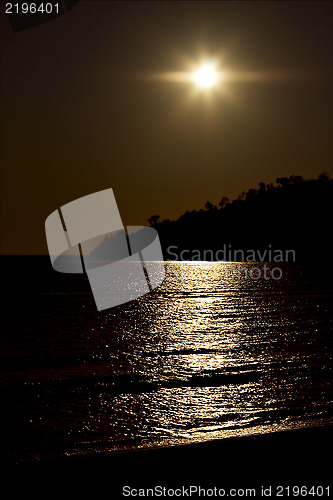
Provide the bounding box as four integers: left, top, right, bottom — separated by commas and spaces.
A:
1, 1, 332, 254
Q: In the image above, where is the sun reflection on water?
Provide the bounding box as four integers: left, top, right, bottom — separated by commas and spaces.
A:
2, 260, 332, 465
69, 261, 332, 457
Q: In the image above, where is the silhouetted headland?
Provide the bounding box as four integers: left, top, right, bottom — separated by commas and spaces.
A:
147, 174, 332, 262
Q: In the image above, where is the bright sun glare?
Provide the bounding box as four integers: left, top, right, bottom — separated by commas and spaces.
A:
193, 65, 218, 88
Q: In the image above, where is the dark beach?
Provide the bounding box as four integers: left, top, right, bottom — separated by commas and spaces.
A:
5, 425, 331, 496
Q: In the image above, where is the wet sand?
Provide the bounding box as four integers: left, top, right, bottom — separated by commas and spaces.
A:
5, 425, 332, 496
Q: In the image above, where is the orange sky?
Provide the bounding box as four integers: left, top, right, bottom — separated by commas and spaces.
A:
1, 1, 332, 254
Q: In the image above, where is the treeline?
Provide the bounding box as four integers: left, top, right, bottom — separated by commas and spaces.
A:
148, 174, 333, 262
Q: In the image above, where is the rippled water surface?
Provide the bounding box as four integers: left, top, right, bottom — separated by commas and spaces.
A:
0, 259, 332, 464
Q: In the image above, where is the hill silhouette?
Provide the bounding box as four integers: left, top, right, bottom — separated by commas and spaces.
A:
147, 174, 332, 262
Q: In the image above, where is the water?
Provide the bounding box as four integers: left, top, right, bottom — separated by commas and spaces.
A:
0, 258, 332, 465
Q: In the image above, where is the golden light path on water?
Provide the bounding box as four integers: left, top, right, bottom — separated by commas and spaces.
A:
124, 262, 279, 447
68, 261, 332, 457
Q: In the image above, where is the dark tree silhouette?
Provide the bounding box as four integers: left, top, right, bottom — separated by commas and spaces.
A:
218, 196, 229, 209
147, 214, 161, 226
204, 201, 217, 211
146, 173, 332, 262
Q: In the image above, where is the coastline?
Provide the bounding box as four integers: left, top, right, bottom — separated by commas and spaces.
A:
4, 424, 332, 495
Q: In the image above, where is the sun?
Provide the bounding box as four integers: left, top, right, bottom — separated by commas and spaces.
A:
192, 64, 219, 88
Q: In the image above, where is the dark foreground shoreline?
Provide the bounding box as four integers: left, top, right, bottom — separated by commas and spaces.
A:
2, 425, 332, 496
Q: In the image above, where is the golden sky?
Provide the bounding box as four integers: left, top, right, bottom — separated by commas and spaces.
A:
0, 1, 332, 254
